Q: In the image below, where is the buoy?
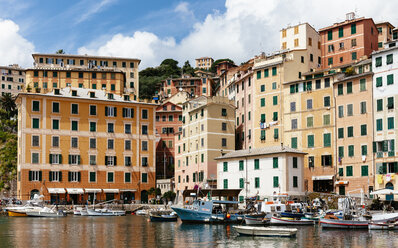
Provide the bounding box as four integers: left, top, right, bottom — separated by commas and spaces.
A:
226, 213, 231, 219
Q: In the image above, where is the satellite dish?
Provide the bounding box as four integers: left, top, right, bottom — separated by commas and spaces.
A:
179, 87, 183, 91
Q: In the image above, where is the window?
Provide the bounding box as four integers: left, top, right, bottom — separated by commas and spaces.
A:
375, 57, 382, 67
32, 118, 39, 129
273, 96, 278, 105
142, 141, 148, 151
324, 96, 330, 107
377, 99, 383, 111
107, 172, 114, 183
387, 74, 394, 85
290, 102, 296, 112
308, 135, 314, 148
272, 67, 277, 76
327, 30, 333, 40
307, 116, 313, 128
347, 82, 353, 94
321, 155, 332, 166
222, 138, 227, 147
107, 123, 114, 133
142, 157, 148, 166
273, 112, 278, 121
273, 176, 279, 188
29, 171, 42, 181
361, 165, 368, 176
338, 27, 344, 37
362, 145, 368, 156
293, 157, 298, 168
71, 120, 78, 131
352, 52, 357, 60
339, 168, 344, 177
51, 136, 59, 147
32, 135, 39, 147
360, 101, 366, 114
323, 133, 331, 147
338, 106, 344, 118
49, 171, 61, 182
338, 146, 344, 158
338, 84, 343, 95
307, 99, 312, 109
105, 156, 117, 166
89, 171, 96, 182
222, 161, 228, 172
256, 71, 261, 79
360, 79, 366, 91
90, 105, 97, 115
260, 84, 265, 92
71, 137, 78, 148
351, 23, 356, 34
49, 154, 62, 165
221, 108, 227, 116
388, 117, 394, 130
142, 109, 148, 119
52, 102, 59, 113
125, 156, 132, 167
68, 155, 81, 165
254, 159, 259, 170
291, 137, 297, 149
272, 82, 276, 89
338, 128, 344, 139
347, 104, 353, 116
142, 173, 148, 183
260, 98, 265, 107
239, 178, 244, 189
124, 124, 131, 134
32, 101, 40, 112
222, 122, 227, 131
105, 106, 117, 117
308, 156, 314, 168
346, 166, 353, 177
361, 124, 367, 136
52, 119, 59, 130
87, 137, 96, 149
324, 78, 330, 88
347, 126, 354, 137
323, 114, 330, 126
293, 176, 298, 188
328, 58, 333, 65
260, 130, 265, 141
387, 54, 394, 65
388, 97, 394, 109
348, 145, 354, 157
223, 179, 228, 189
273, 157, 278, 168
255, 177, 260, 188
291, 119, 297, 130
89, 122, 96, 132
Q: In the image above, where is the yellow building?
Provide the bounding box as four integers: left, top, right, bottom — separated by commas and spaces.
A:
30, 54, 140, 99
174, 96, 235, 201
16, 87, 157, 203
283, 69, 336, 193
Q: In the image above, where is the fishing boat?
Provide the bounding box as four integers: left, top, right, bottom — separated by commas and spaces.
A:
320, 217, 369, 229
149, 212, 178, 222
270, 216, 314, 225
171, 199, 244, 223
135, 209, 148, 216
26, 206, 66, 217
244, 213, 268, 225
85, 208, 125, 216
369, 221, 398, 230
280, 212, 305, 218
234, 225, 297, 237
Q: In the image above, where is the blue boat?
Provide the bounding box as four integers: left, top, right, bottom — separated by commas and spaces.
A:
280, 212, 305, 218
171, 199, 244, 223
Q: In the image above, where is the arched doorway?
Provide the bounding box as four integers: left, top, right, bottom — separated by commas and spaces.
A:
386, 182, 394, 201
141, 190, 148, 204
30, 189, 39, 200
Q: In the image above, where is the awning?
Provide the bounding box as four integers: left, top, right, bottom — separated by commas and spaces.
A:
120, 189, 137, 192
312, 175, 334, 180
66, 188, 84, 194
85, 188, 102, 193
103, 189, 119, 193
48, 188, 66, 194
335, 181, 349, 185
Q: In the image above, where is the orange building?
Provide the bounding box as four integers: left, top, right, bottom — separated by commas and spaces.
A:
155, 101, 182, 179
319, 13, 378, 69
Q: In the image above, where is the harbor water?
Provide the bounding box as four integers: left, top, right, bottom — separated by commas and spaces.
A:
0, 215, 398, 247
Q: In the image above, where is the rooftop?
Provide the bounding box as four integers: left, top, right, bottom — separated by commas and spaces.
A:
319, 17, 371, 32
26, 66, 124, 73
32, 53, 141, 63
215, 146, 306, 160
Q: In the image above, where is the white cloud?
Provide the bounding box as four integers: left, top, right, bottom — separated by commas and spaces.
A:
75, 0, 117, 24
175, 2, 194, 17
78, 0, 398, 69
0, 19, 35, 67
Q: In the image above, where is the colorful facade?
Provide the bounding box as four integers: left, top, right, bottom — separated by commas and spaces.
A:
195, 57, 214, 70
0, 65, 25, 96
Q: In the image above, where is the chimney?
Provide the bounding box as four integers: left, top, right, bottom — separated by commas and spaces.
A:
346, 12, 355, 21
281, 142, 285, 150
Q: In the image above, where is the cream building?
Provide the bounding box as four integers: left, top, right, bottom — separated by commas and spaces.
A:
174, 96, 235, 201
0, 65, 25, 96
195, 57, 214, 70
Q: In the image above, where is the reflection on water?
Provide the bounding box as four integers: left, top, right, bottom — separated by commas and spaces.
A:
0, 216, 398, 247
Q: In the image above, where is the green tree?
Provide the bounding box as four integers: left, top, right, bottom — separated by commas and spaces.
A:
182, 60, 195, 76
163, 191, 176, 201
56, 49, 65, 54
209, 59, 235, 73
0, 93, 17, 119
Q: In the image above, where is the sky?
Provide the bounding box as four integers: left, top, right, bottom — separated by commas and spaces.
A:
0, 0, 398, 69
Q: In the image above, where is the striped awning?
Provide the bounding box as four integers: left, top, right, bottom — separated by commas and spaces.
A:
103, 189, 119, 193
48, 188, 66, 194
66, 188, 84, 194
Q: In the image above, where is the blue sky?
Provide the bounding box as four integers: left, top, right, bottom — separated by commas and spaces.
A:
0, 0, 397, 68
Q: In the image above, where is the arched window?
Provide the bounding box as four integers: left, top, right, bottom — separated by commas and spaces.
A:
30, 189, 40, 199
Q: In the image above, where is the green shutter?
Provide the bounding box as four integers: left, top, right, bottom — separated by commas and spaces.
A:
328, 30, 332, 40
49, 154, 52, 164
273, 157, 278, 168
261, 114, 266, 123
239, 178, 244, 188
338, 128, 344, 138
274, 128, 278, 139
348, 145, 354, 157
273, 176, 279, 187
339, 168, 344, 177
255, 177, 260, 188
223, 162, 228, 172
376, 77, 382, 87
261, 98, 265, 107
291, 137, 297, 149
49, 171, 53, 182
39, 171, 42, 181
387, 54, 394, 65
273, 96, 278, 105
339, 27, 344, 37
254, 159, 259, 170
257, 71, 261, 79
338, 146, 344, 158
323, 133, 331, 147
308, 135, 314, 148
239, 160, 244, 171
223, 179, 228, 189
264, 69, 269, 77
351, 24, 356, 34
361, 165, 368, 176
28, 171, 32, 181
387, 74, 394, 85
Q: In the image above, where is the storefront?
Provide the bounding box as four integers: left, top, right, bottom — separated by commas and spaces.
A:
103, 189, 119, 201
66, 188, 84, 204
312, 175, 334, 193
48, 188, 66, 204
120, 189, 136, 203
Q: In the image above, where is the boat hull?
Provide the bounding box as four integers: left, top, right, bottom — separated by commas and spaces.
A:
280, 212, 305, 218
149, 215, 178, 222
234, 225, 297, 237
320, 218, 368, 229
26, 212, 66, 217
8, 210, 27, 217
86, 209, 125, 216
369, 222, 398, 230
270, 216, 314, 225
171, 206, 243, 223
244, 214, 267, 225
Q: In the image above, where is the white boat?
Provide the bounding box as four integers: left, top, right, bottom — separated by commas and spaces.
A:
136, 209, 148, 216
86, 208, 125, 216
234, 225, 297, 237
369, 221, 398, 230
244, 213, 268, 225
320, 217, 368, 229
270, 216, 314, 225
371, 212, 398, 222
73, 206, 84, 215
26, 207, 66, 217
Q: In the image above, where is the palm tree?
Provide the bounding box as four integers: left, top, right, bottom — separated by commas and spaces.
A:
0, 93, 16, 118
56, 49, 65, 54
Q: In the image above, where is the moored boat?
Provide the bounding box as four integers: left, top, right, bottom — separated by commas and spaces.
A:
368, 221, 398, 230
7, 210, 28, 217
86, 208, 125, 216
26, 207, 66, 217
280, 212, 305, 218
234, 225, 297, 237
244, 213, 268, 225
149, 212, 178, 222
270, 216, 314, 225
319, 217, 368, 229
